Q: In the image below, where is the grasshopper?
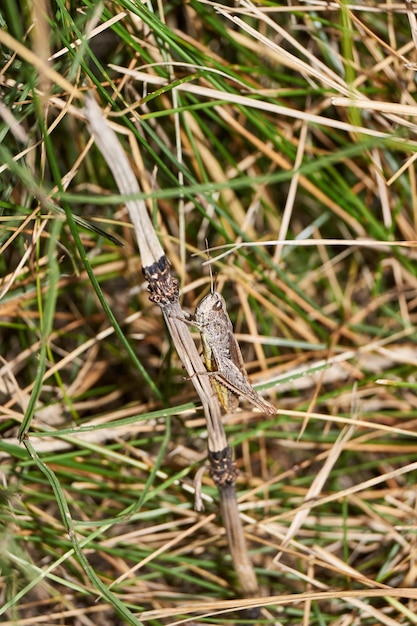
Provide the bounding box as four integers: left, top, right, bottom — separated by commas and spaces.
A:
191, 260, 276, 416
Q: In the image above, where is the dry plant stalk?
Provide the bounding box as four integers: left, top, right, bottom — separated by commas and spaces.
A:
84, 94, 263, 613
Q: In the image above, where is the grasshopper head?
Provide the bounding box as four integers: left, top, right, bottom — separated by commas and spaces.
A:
194, 291, 227, 326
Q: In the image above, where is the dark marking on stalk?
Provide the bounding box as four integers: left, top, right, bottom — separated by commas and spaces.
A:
143, 255, 179, 305
208, 446, 238, 486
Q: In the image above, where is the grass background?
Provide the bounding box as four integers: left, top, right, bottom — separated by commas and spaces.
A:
2, 0, 417, 624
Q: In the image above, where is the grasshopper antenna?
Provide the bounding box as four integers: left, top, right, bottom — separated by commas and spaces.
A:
204, 239, 217, 294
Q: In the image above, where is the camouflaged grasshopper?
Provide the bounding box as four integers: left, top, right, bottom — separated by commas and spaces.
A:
191, 254, 276, 416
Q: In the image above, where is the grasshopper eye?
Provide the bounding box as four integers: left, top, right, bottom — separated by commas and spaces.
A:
213, 300, 223, 311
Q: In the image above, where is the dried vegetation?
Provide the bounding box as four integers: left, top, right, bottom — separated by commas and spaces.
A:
2, 1, 417, 624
